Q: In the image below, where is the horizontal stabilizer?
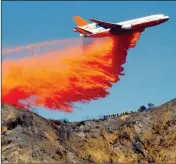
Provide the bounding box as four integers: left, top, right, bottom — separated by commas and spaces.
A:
74, 27, 93, 35
89, 18, 122, 29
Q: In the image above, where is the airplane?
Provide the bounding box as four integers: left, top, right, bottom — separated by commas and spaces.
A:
73, 14, 169, 38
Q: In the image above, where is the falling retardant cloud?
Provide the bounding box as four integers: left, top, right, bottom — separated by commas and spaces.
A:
2, 31, 142, 112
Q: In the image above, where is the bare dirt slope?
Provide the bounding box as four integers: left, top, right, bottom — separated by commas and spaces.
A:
2, 98, 176, 163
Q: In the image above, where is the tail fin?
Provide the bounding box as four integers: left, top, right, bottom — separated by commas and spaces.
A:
73, 16, 89, 26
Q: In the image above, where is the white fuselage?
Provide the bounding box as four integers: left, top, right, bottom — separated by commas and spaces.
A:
81, 14, 169, 37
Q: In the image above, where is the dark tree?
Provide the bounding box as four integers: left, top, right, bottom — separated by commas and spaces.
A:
138, 105, 146, 112
148, 103, 155, 109
62, 118, 69, 123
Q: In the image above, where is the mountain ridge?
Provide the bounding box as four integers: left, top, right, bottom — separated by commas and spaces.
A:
2, 98, 176, 163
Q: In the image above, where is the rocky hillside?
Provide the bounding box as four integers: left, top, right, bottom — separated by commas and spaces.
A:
2, 99, 176, 163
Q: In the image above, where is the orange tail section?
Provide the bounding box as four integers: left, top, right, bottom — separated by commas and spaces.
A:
73, 16, 89, 26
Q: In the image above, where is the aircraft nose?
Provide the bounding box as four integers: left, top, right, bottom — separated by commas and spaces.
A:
164, 16, 170, 20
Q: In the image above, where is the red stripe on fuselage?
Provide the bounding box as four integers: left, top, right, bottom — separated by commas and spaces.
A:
132, 19, 167, 29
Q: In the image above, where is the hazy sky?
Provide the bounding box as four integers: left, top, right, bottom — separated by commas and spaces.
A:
2, 1, 176, 121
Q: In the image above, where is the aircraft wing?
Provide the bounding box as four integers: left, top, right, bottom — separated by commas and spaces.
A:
89, 18, 122, 29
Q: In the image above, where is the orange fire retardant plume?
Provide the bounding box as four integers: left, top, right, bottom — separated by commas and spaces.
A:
2, 31, 141, 112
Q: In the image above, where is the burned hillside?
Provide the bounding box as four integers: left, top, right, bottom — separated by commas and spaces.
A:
2, 98, 176, 163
